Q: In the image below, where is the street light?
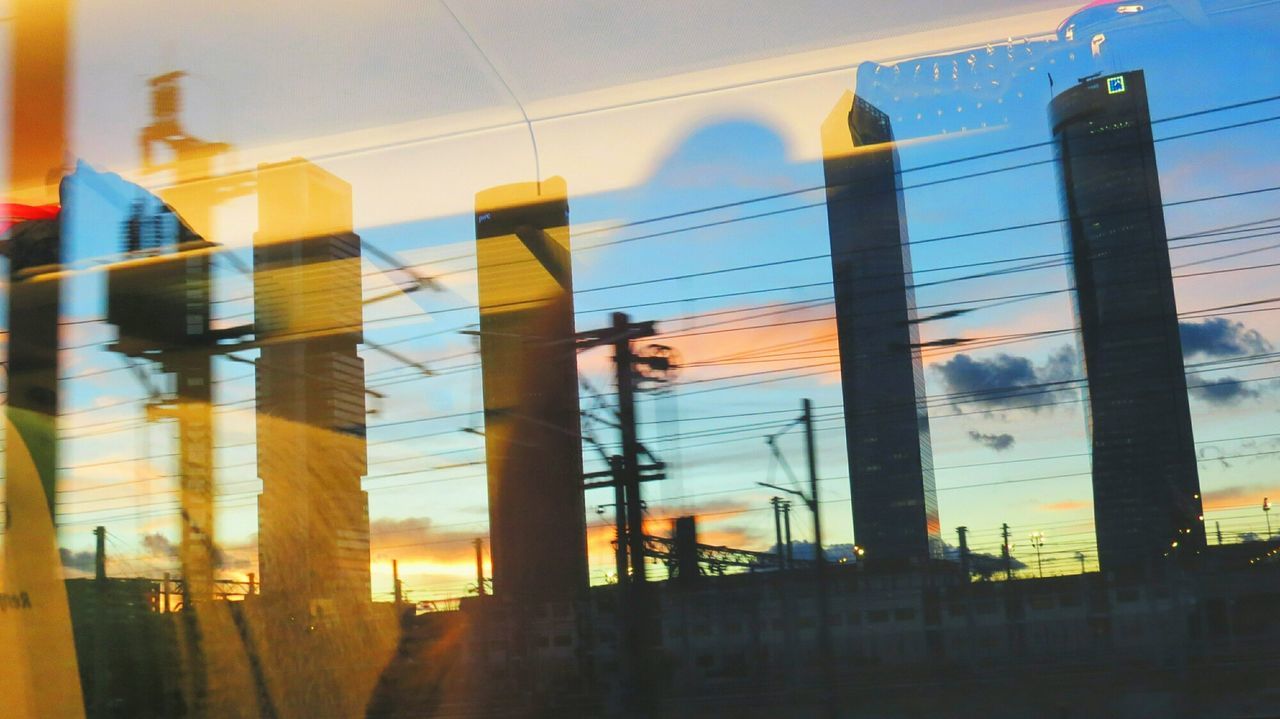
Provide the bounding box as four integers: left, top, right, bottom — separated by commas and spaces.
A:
1029, 532, 1046, 578
1074, 551, 1086, 575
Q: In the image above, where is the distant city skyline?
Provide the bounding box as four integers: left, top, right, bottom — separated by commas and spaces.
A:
30, 2, 1280, 603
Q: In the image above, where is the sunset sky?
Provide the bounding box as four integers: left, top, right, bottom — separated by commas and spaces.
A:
14, 0, 1280, 602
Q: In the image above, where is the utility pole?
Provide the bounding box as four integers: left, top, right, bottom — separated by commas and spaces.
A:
613, 312, 647, 585
611, 456, 629, 586
92, 527, 107, 718
93, 526, 107, 582
473, 538, 487, 597
1075, 552, 1086, 574
1265, 497, 1272, 539
956, 526, 970, 580
804, 399, 824, 570
392, 560, 402, 608
1215, 521, 1223, 546
1029, 532, 1045, 578
576, 312, 668, 717
771, 497, 785, 569
1001, 523, 1013, 581
803, 398, 835, 718
783, 501, 794, 569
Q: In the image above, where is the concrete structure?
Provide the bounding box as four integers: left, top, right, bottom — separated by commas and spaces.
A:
254, 159, 371, 611
474, 177, 588, 601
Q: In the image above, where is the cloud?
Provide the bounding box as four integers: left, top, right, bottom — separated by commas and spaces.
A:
369, 517, 485, 565
775, 541, 863, 563
60, 548, 96, 572
1191, 376, 1259, 406
939, 543, 1026, 578
967, 430, 1015, 451
933, 345, 1077, 411
1180, 318, 1271, 359
1041, 499, 1091, 513
142, 532, 178, 558
1202, 485, 1277, 512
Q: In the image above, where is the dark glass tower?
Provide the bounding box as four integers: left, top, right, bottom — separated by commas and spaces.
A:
1050, 70, 1205, 573
822, 91, 941, 566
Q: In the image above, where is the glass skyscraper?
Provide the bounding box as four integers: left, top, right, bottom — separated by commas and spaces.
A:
822, 91, 941, 567
1050, 70, 1206, 573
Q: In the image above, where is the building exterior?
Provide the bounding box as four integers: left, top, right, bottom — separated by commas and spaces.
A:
821, 91, 941, 566
474, 177, 588, 601
1050, 70, 1206, 573
254, 159, 371, 612
374, 554, 1280, 717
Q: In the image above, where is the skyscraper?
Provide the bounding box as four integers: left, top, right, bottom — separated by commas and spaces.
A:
475, 177, 588, 601
822, 91, 941, 566
1050, 70, 1205, 573
255, 159, 371, 612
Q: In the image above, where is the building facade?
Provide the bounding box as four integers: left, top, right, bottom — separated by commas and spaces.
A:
254, 159, 372, 611
821, 91, 941, 566
1050, 70, 1206, 573
475, 177, 589, 601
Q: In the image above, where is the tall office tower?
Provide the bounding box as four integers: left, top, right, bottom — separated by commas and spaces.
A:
475, 177, 587, 601
1050, 70, 1205, 573
822, 91, 941, 566
255, 159, 371, 612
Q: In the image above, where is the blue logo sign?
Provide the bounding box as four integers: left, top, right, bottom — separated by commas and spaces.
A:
1106, 76, 1126, 94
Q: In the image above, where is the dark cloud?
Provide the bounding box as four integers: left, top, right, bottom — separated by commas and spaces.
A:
967, 431, 1015, 451
933, 345, 1077, 411
774, 541, 861, 563
940, 543, 1026, 579
1191, 376, 1259, 406
60, 548, 96, 572
142, 532, 178, 558
1180, 318, 1271, 359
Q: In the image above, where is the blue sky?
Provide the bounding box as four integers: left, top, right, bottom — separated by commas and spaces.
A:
29, 2, 1280, 599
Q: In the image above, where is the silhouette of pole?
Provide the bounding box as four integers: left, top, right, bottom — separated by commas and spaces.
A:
771, 497, 785, 568
1001, 523, 1013, 580
783, 502, 794, 569
803, 397, 835, 718
804, 399, 824, 569
93, 526, 107, 582
957, 526, 970, 580
611, 456, 629, 585
474, 538, 487, 597
614, 312, 646, 584
1029, 532, 1045, 578
392, 559, 402, 608
1265, 497, 1272, 538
